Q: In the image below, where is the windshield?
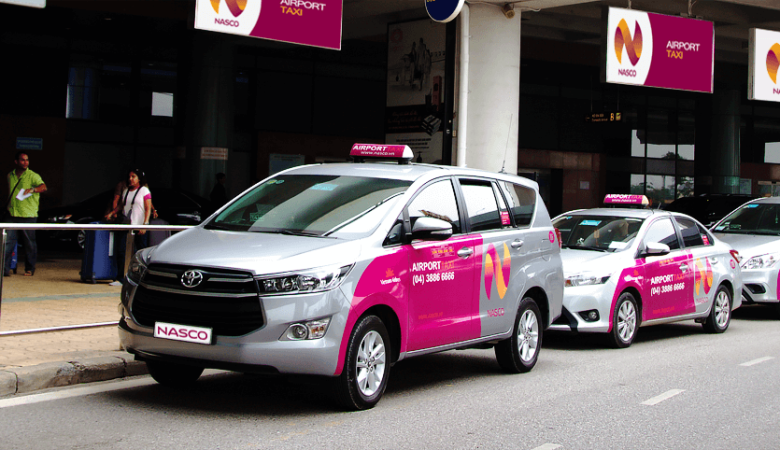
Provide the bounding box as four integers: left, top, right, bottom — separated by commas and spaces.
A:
553, 215, 645, 252
713, 202, 780, 235
206, 175, 412, 239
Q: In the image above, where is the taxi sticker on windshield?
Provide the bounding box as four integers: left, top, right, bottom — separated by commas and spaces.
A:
310, 183, 338, 191
267, 179, 285, 185
746, 204, 758, 208
580, 220, 602, 226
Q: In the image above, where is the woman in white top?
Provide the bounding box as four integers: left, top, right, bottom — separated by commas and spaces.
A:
106, 168, 152, 251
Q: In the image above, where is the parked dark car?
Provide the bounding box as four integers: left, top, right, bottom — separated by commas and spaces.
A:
664, 193, 759, 227
40, 188, 213, 250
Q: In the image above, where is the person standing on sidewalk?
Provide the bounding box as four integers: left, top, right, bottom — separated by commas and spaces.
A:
4, 151, 47, 277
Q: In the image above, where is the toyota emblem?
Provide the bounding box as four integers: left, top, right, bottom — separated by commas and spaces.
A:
181, 270, 204, 288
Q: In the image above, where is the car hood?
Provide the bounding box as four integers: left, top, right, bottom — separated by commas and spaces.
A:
147, 227, 362, 275
560, 248, 626, 276
712, 233, 780, 257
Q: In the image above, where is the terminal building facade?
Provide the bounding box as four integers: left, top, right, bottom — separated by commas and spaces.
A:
2, 0, 780, 217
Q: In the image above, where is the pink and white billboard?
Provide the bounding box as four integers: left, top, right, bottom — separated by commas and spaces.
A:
605, 7, 714, 93
195, 0, 343, 50
749, 28, 780, 102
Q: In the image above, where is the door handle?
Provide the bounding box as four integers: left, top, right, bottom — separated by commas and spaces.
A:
679, 264, 689, 272
510, 240, 524, 249
457, 247, 474, 258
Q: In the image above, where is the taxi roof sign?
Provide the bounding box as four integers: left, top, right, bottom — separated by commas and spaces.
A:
350, 143, 414, 164
604, 194, 649, 206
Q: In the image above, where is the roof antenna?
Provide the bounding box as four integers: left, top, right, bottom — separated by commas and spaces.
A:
499, 114, 513, 174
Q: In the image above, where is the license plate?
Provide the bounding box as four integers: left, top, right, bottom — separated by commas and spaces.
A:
153, 322, 213, 345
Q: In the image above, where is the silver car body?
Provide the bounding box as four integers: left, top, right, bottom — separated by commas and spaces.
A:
118, 161, 564, 377
712, 196, 780, 306
549, 208, 742, 334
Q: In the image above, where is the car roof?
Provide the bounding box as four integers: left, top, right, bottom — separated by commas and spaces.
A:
556, 208, 662, 219
747, 196, 780, 204
282, 162, 540, 187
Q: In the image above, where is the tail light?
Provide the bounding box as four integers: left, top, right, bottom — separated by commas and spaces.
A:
555, 228, 562, 248
729, 250, 741, 264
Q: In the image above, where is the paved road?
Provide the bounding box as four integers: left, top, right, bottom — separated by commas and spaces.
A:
1, 305, 779, 450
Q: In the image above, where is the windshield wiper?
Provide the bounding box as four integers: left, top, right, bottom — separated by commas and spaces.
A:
572, 245, 608, 252
204, 222, 238, 231
324, 192, 405, 236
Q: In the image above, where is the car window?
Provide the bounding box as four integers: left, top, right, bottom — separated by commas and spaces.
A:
460, 179, 502, 232
714, 203, 780, 235
643, 218, 680, 250
553, 215, 644, 252
407, 179, 461, 234
209, 175, 412, 238
500, 182, 536, 227
675, 216, 706, 247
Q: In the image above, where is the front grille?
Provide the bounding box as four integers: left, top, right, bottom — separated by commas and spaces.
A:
130, 264, 264, 337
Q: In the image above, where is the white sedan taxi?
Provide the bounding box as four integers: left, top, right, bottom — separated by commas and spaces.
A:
712, 196, 780, 314
549, 194, 742, 348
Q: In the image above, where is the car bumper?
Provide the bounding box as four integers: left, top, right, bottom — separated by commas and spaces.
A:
118, 279, 351, 377
739, 268, 779, 304
547, 284, 613, 333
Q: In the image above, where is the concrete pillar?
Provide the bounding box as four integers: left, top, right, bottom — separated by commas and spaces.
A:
177, 31, 234, 198
460, 4, 521, 174
695, 89, 741, 194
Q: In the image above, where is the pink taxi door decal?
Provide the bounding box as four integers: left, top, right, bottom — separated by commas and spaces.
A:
407, 235, 480, 351
640, 218, 694, 321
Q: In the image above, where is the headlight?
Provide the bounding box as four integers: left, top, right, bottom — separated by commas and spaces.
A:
565, 273, 611, 287
259, 264, 353, 296
127, 250, 149, 282
742, 253, 780, 270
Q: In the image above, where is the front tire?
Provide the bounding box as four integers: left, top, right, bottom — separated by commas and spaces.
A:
495, 297, 542, 373
608, 292, 639, 348
146, 360, 204, 387
703, 286, 731, 333
335, 315, 391, 411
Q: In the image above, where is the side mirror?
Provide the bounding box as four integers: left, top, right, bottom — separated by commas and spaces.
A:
644, 242, 671, 256
411, 217, 452, 241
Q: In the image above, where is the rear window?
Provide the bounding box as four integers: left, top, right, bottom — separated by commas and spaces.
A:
500, 182, 536, 227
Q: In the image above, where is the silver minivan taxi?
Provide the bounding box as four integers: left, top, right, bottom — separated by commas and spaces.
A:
712, 196, 780, 314
118, 144, 564, 410
549, 195, 742, 348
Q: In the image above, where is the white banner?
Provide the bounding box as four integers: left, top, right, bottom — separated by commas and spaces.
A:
749, 28, 780, 102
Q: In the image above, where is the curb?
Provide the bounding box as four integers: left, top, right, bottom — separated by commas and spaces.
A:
0, 351, 148, 398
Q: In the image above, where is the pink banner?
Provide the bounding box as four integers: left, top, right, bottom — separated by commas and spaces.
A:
195, 0, 343, 50
606, 7, 714, 93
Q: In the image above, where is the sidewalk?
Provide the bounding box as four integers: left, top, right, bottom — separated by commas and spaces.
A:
0, 253, 148, 397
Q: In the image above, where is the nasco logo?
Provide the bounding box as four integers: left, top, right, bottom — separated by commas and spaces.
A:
615, 18, 642, 68
767, 43, 780, 84
484, 243, 511, 300
694, 258, 713, 296
210, 0, 247, 17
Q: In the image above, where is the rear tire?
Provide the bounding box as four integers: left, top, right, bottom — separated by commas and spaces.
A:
334, 315, 391, 411
146, 360, 204, 387
703, 286, 731, 333
495, 297, 542, 373
608, 292, 638, 348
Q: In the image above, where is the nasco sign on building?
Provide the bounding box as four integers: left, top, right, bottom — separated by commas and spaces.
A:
749, 28, 780, 102
604, 7, 714, 93
194, 0, 343, 50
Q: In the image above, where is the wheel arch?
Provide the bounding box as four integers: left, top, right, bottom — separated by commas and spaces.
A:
610, 286, 643, 331
523, 286, 550, 328
360, 304, 402, 366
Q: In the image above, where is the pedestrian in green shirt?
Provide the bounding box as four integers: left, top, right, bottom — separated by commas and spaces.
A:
4, 152, 47, 276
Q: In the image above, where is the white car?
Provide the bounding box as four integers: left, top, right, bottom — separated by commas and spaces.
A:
118, 143, 564, 410
712, 196, 780, 314
549, 195, 742, 348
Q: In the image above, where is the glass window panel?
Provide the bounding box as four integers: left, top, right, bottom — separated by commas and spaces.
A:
631, 130, 644, 157
643, 218, 680, 250
151, 92, 174, 117
765, 142, 780, 164
647, 109, 676, 159
676, 216, 705, 247
460, 180, 502, 232
630, 174, 645, 194
677, 176, 694, 198
408, 179, 461, 234
646, 175, 676, 208
678, 112, 695, 160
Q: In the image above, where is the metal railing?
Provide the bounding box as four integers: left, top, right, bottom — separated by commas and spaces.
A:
0, 223, 192, 335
